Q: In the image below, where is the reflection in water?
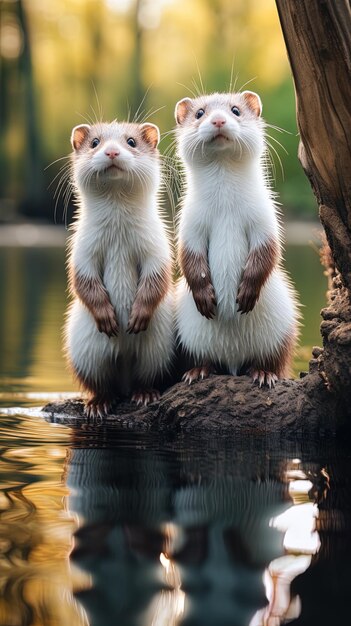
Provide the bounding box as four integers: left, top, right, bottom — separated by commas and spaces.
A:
155, 524, 186, 626
0, 247, 74, 397
66, 433, 291, 626
144, 524, 185, 626
250, 459, 322, 625
0, 485, 89, 626
0, 411, 350, 626
0, 414, 89, 626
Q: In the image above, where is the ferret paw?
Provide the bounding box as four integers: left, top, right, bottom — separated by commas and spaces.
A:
84, 399, 112, 419
182, 365, 213, 385
251, 369, 278, 389
131, 389, 160, 406
236, 283, 259, 314
127, 306, 152, 334
192, 284, 217, 319
96, 309, 119, 337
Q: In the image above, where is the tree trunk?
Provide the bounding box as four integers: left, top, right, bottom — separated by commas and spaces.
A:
275, 0, 351, 400
17, 0, 45, 215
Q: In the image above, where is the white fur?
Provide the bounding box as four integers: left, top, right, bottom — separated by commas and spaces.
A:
175, 93, 299, 373
64, 124, 174, 393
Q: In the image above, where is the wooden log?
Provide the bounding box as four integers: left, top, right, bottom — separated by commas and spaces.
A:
275, 0, 351, 289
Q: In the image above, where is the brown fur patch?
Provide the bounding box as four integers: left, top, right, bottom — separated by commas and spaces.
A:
71, 269, 119, 336
127, 264, 171, 334
236, 237, 280, 314
179, 245, 217, 319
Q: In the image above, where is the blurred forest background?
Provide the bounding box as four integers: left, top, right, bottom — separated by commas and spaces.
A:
0, 0, 317, 224
0, 0, 327, 394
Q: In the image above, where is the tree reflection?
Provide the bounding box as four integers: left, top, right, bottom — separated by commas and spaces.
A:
66, 431, 290, 626
0, 412, 349, 626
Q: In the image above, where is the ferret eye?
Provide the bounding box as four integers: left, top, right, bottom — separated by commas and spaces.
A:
91, 138, 100, 148
231, 106, 240, 117
127, 137, 136, 148
195, 109, 205, 119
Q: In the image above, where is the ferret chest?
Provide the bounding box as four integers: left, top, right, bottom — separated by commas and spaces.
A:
99, 216, 141, 314
207, 204, 249, 317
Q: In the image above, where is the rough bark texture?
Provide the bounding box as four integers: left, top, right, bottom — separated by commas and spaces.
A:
275, 0, 351, 399
43, 366, 350, 436
43, 1, 351, 434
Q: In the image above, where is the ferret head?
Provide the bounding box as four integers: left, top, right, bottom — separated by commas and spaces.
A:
70, 121, 160, 194
175, 91, 264, 164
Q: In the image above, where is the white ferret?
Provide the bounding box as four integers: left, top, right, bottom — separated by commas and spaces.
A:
174, 91, 299, 387
64, 120, 174, 416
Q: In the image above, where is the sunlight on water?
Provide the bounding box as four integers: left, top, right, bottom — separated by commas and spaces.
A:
250, 460, 322, 625
0, 412, 91, 625
149, 545, 185, 626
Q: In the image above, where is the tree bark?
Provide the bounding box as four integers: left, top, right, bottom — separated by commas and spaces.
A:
275, 0, 351, 399
43, 367, 349, 437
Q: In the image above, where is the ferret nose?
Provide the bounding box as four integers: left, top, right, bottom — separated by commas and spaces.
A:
105, 148, 120, 159
212, 117, 226, 128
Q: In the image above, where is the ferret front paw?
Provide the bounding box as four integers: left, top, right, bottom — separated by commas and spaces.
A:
236, 282, 259, 314
250, 369, 278, 389
182, 365, 213, 385
131, 389, 160, 406
95, 306, 119, 337
127, 304, 152, 334
192, 284, 217, 319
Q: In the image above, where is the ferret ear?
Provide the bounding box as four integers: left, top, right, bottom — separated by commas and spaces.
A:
175, 98, 193, 125
242, 91, 262, 117
140, 123, 160, 149
71, 125, 91, 150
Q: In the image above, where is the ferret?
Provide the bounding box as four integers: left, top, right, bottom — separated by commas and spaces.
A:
64, 120, 174, 417
174, 91, 299, 387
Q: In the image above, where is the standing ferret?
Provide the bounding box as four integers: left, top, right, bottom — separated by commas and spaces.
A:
64, 120, 174, 416
174, 91, 299, 387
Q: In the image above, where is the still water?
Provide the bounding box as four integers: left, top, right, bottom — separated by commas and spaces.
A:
1, 242, 350, 625
0, 415, 350, 625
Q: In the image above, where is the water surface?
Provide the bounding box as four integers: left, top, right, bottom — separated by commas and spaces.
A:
0, 409, 349, 625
